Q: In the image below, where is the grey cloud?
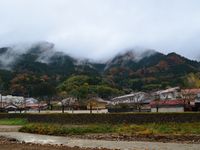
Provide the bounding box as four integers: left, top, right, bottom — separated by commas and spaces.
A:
0, 0, 200, 61
0, 42, 58, 69
0, 48, 22, 69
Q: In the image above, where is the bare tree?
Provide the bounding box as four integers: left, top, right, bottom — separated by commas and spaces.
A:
134, 94, 142, 112
61, 97, 77, 113
181, 89, 196, 111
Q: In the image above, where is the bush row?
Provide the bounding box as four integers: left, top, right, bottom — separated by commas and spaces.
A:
0, 113, 200, 124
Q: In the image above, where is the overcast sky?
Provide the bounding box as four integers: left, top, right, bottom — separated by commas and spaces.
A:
0, 0, 200, 60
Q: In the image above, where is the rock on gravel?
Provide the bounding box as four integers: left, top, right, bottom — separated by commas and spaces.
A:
0, 136, 113, 150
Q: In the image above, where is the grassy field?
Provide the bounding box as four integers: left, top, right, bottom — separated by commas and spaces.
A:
19, 122, 200, 136
0, 118, 27, 125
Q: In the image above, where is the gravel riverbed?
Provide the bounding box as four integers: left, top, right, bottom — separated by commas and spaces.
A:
0, 136, 113, 150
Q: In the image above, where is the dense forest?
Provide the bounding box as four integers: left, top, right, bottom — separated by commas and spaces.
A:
0, 42, 200, 100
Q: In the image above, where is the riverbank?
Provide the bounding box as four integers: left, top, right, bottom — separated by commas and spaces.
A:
69, 133, 200, 144
0, 136, 112, 150
1, 124, 200, 144
19, 122, 200, 144
0, 132, 200, 150
1, 118, 200, 144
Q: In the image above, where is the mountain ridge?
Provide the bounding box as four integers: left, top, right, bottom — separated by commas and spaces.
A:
0, 42, 200, 97
0, 42, 199, 71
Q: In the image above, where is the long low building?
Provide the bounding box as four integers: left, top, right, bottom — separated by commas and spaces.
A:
111, 92, 152, 105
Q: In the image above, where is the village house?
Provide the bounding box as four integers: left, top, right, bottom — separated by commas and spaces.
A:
150, 88, 200, 112
0, 95, 47, 112
0, 95, 25, 110
150, 87, 183, 112
152, 87, 181, 100
87, 97, 109, 110
181, 88, 200, 103
25, 98, 48, 110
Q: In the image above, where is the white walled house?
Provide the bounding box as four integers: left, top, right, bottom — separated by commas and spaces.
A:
151, 106, 184, 112
150, 99, 185, 112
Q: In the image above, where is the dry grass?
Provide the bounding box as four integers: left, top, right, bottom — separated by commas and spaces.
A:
19, 122, 200, 136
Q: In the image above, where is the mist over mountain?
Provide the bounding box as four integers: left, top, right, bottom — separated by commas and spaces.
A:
0, 42, 200, 77
0, 42, 200, 98
2, 41, 198, 70
104, 49, 158, 70
0, 42, 159, 71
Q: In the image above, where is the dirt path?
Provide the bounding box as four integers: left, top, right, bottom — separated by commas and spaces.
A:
0, 132, 200, 150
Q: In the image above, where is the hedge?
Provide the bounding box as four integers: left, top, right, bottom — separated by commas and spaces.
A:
0, 113, 200, 124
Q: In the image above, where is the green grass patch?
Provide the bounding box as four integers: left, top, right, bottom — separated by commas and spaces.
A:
116, 123, 200, 135
0, 118, 27, 125
19, 123, 115, 135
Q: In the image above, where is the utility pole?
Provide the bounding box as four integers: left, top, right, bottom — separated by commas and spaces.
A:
24, 97, 26, 113
0, 94, 2, 110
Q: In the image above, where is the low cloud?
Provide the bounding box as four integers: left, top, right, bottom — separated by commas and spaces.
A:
0, 48, 20, 69
0, 42, 60, 69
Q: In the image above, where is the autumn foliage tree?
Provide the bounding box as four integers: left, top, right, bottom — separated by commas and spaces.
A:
184, 73, 200, 88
